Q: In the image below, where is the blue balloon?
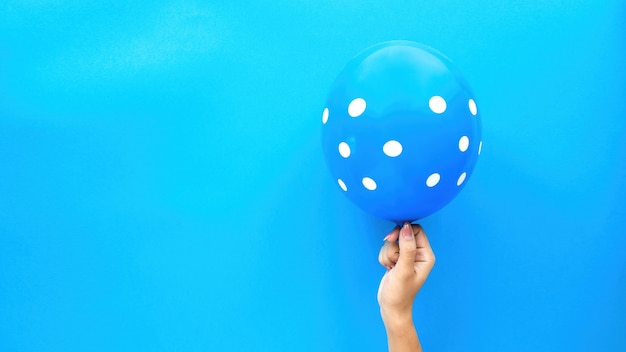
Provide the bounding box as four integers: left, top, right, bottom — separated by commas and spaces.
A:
321, 40, 482, 225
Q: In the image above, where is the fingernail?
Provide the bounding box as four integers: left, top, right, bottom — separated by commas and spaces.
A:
383, 235, 390, 241
401, 222, 412, 240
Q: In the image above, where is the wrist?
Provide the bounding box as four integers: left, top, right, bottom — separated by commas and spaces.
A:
380, 306, 413, 331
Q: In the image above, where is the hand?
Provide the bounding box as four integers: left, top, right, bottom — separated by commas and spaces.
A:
377, 222, 435, 325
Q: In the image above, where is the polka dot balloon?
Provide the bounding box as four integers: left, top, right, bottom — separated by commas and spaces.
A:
321, 41, 482, 225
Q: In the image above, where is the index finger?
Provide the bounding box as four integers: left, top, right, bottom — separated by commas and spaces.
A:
412, 224, 430, 249
413, 224, 435, 263
383, 226, 400, 242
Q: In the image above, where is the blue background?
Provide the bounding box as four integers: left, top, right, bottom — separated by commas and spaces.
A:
1, 1, 625, 351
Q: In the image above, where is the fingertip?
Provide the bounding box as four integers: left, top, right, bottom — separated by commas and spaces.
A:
400, 222, 413, 240
384, 227, 400, 242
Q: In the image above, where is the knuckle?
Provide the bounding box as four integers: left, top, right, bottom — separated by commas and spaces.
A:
402, 246, 417, 255
390, 251, 399, 262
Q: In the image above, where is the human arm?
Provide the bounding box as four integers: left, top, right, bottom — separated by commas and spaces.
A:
377, 223, 436, 352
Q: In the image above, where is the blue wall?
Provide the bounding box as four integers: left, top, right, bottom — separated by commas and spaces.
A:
1, 1, 625, 351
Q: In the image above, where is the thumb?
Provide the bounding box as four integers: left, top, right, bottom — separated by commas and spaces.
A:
396, 222, 417, 277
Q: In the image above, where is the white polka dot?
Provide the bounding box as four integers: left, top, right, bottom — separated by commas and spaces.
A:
362, 177, 377, 190
457, 172, 467, 186
338, 142, 351, 158
322, 108, 329, 124
429, 96, 447, 114
426, 173, 440, 187
338, 179, 347, 191
348, 98, 366, 117
478, 141, 483, 155
468, 99, 477, 116
383, 140, 403, 157
459, 136, 469, 152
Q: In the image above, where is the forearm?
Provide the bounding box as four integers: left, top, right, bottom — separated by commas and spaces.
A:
382, 310, 422, 352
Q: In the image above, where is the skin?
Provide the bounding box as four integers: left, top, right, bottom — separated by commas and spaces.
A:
378, 222, 436, 352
